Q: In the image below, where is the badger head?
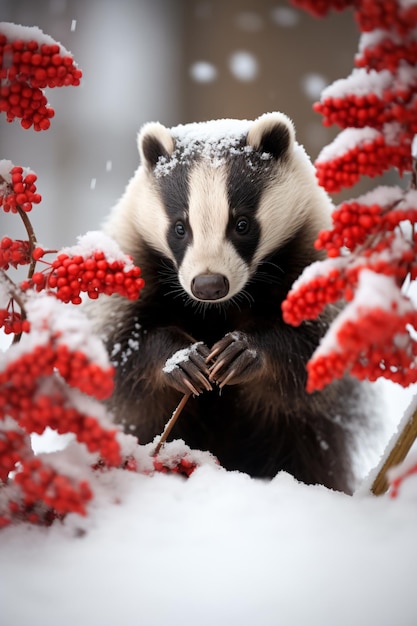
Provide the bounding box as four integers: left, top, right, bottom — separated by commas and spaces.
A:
125, 112, 331, 304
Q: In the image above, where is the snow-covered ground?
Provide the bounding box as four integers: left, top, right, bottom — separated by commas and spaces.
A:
1, 457, 417, 626
1, 380, 417, 626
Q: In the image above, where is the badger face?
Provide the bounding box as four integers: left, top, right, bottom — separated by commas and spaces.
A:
134, 112, 326, 304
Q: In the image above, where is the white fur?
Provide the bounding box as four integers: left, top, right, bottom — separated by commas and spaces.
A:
102, 167, 172, 260
253, 142, 333, 266
178, 163, 249, 300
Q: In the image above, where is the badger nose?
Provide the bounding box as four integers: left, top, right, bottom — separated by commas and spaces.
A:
191, 274, 229, 300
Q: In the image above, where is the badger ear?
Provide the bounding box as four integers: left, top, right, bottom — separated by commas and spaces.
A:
246, 112, 295, 160
137, 122, 175, 169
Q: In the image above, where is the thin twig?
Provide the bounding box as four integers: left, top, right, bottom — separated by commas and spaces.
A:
371, 405, 417, 495
0, 270, 27, 312
10, 207, 39, 344
16, 206, 38, 279
153, 393, 191, 456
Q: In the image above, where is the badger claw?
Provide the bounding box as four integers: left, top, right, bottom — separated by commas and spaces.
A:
207, 332, 261, 387
163, 342, 212, 395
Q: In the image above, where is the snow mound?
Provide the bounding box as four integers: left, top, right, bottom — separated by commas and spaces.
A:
1, 463, 417, 626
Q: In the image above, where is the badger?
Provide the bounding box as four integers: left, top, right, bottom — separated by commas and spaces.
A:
90, 112, 374, 494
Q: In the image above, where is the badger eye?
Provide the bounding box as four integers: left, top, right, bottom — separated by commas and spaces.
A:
174, 220, 186, 238
235, 216, 250, 235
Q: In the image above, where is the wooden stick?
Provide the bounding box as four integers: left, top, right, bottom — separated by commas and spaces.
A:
371, 403, 417, 496
153, 393, 191, 456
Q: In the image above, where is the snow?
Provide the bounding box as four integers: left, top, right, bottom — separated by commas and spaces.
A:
2, 16, 417, 622
321, 68, 393, 99
316, 127, 380, 163
154, 118, 255, 176
312, 270, 412, 358
349, 184, 404, 207
1, 456, 417, 626
0, 21, 72, 56
23, 292, 111, 368
0, 159, 14, 181
0, 158, 34, 184
163, 342, 203, 373
357, 28, 416, 54
228, 51, 259, 82
270, 6, 300, 28
60, 230, 136, 268
189, 61, 218, 83
301, 73, 329, 100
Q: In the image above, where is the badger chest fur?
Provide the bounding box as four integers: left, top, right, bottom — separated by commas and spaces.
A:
92, 112, 371, 493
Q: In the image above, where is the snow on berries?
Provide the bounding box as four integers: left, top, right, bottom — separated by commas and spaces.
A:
303, 0, 417, 194
305, 271, 417, 391
0, 22, 82, 130
21, 231, 145, 304
0, 23, 148, 527
283, 0, 417, 396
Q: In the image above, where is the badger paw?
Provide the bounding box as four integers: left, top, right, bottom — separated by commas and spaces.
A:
207, 332, 262, 388
162, 342, 212, 395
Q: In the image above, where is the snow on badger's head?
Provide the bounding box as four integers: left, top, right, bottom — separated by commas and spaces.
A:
113, 112, 331, 303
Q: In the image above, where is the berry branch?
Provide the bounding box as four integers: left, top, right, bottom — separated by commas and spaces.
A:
287, 0, 417, 495
0, 22, 217, 527
153, 393, 191, 456
0, 23, 146, 526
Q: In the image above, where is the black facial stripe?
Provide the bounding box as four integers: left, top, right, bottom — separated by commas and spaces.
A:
226, 150, 271, 264
156, 160, 192, 267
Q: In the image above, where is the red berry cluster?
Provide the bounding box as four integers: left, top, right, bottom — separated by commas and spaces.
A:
23, 249, 145, 305
315, 81, 417, 134
0, 29, 82, 130
355, 0, 417, 35
0, 305, 30, 335
314, 91, 388, 130
355, 35, 417, 73
282, 265, 349, 327
53, 343, 114, 399
14, 457, 93, 516
153, 455, 198, 478
0, 311, 122, 469
0, 237, 31, 269
290, 0, 354, 17
315, 131, 412, 192
283, 203, 417, 330
316, 201, 383, 255
95, 448, 201, 478
0, 421, 30, 483
15, 393, 121, 465
306, 305, 417, 392
307, 0, 417, 193
283, 241, 417, 330
0, 165, 41, 213
314, 191, 417, 256
292, 0, 417, 33
0, 497, 62, 527
0, 336, 114, 407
